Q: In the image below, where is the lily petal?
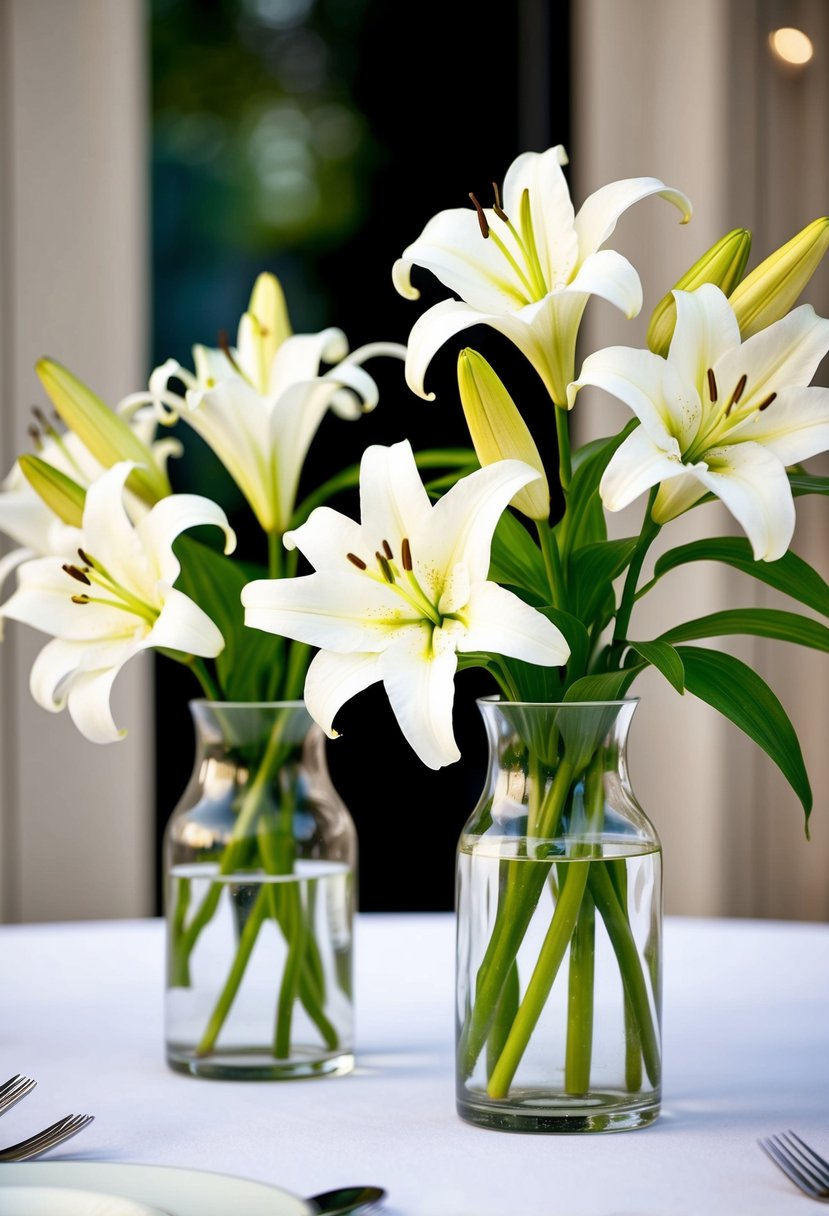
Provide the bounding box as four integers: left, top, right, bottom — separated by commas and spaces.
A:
426, 459, 540, 585
565, 249, 643, 319
136, 494, 236, 586
501, 146, 578, 287
1, 557, 142, 640
460, 581, 570, 666
284, 505, 368, 570
714, 304, 829, 409
379, 625, 461, 769
694, 442, 795, 561
574, 176, 692, 261
570, 346, 698, 448
269, 328, 349, 395
358, 440, 433, 555
66, 664, 129, 743
393, 208, 531, 312
243, 571, 414, 652
600, 426, 690, 513
81, 463, 148, 592
185, 379, 273, 529
737, 384, 829, 465
652, 471, 709, 521
669, 285, 741, 394
304, 648, 383, 739
148, 585, 224, 658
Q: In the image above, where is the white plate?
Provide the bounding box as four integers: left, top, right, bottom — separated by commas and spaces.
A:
0, 1163, 311, 1216
0, 1185, 168, 1215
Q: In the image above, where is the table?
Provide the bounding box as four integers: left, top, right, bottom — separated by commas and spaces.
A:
2, 914, 828, 1215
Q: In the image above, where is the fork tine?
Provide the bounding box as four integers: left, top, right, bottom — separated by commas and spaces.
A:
759, 1137, 822, 1198
0, 1074, 36, 1116
788, 1131, 829, 1184
776, 1133, 829, 1193
0, 1113, 95, 1162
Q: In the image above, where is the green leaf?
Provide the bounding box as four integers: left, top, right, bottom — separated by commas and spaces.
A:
174, 536, 286, 702
563, 669, 642, 703
489, 510, 549, 603
628, 640, 685, 694
18, 455, 85, 526
557, 423, 636, 559
652, 537, 829, 618
660, 608, 829, 651
568, 537, 638, 625
502, 608, 590, 702
677, 645, 811, 821
36, 358, 170, 505
789, 472, 829, 497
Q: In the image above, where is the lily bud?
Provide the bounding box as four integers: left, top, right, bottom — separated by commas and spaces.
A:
457, 349, 549, 521
249, 272, 291, 367
36, 359, 170, 505
18, 454, 85, 526
729, 217, 829, 338
647, 229, 752, 356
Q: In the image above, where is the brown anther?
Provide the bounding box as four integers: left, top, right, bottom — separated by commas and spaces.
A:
71, 594, 90, 605
78, 548, 94, 567
707, 368, 718, 403
27, 424, 42, 448
401, 538, 412, 572
346, 552, 367, 570
382, 539, 393, 560
63, 564, 91, 586
32, 406, 54, 432
757, 391, 777, 412
218, 330, 243, 374
376, 552, 395, 584
468, 192, 490, 239
724, 372, 748, 415
492, 181, 509, 223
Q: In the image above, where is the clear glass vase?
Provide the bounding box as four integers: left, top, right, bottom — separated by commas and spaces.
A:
164, 701, 356, 1080
456, 698, 661, 1132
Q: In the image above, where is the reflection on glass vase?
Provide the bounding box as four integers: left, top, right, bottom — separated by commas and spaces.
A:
164, 701, 356, 1080
456, 698, 661, 1132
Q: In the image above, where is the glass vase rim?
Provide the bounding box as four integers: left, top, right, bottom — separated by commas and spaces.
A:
477, 695, 640, 709
189, 698, 307, 710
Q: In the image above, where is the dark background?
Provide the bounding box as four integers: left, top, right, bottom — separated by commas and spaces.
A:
150, 0, 570, 911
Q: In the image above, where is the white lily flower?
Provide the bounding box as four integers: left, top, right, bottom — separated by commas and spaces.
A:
242, 440, 569, 770
120, 274, 406, 533
0, 408, 181, 591
569, 284, 829, 561
0, 462, 235, 743
394, 145, 691, 405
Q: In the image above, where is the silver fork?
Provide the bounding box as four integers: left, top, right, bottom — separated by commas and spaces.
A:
759, 1131, 829, 1202
0, 1113, 95, 1162
0, 1075, 36, 1118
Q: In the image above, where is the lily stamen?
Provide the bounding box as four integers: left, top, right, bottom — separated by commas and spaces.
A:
382, 539, 393, 560
469, 193, 490, 239
758, 392, 777, 411
376, 552, 395, 583
725, 373, 748, 416
71, 594, 89, 605
62, 564, 91, 586
707, 369, 718, 402
28, 425, 42, 450
401, 538, 412, 571
346, 552, 367, 570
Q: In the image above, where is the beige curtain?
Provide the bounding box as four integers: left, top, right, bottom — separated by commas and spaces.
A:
573, 0, 829, 918
0, 0, 153, 921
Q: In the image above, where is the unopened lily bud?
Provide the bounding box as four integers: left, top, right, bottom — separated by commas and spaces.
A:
648, 229, 752, 356
730, 217, 829, 338
248, 272, 291, 366
18, 454, 85, 526
36, 359, 170, 505
457, 349, 549, 521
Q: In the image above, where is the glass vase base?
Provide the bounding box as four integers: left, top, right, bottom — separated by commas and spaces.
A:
166, 1046, 355, 1081
456, 1089, 660, 1133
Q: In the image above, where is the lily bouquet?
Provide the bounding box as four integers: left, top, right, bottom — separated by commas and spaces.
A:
2, 142, 828, 1108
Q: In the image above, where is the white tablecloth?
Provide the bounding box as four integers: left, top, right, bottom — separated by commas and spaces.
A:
1, 914, 828, 1215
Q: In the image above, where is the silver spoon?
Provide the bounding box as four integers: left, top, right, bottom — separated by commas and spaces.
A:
307, 1184, 386, 1215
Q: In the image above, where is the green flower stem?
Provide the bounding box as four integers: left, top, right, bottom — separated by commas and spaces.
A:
486, 960, 519, 1078
613, 488, 661, 648
564, 753, 604, 1093
564, 886, 595, 1093
274, 881, 309, 1058
195, 885, 270, 1055
458, 760, 574, 1078
173, 712, 292, 972
268, 529, 283, 579
169, 876, 192, 986
606, 858, 643, 1090
536, 521, 565, 610
554, 403, 572, 492
487, 851, 591, 1098
588, 862, 661, 1087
